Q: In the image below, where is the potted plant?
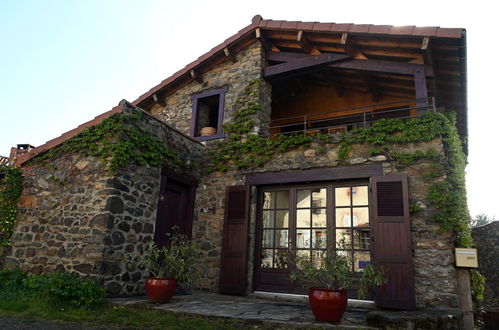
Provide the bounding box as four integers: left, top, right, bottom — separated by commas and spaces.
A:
136, 233, 200, 303
290, 248, 385, 323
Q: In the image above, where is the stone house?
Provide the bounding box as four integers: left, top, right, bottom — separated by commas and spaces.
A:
5, 16, 470, 312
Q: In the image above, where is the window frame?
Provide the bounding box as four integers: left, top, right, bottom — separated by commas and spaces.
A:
189, 87, 228, 141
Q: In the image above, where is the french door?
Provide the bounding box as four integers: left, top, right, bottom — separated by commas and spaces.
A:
254, 181, 372, 296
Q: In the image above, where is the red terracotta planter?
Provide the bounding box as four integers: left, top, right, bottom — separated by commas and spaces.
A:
308, 288, 348, 322
145, 277, 176, 303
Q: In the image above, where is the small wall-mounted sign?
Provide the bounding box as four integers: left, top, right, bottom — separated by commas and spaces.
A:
455, 248, 478, 268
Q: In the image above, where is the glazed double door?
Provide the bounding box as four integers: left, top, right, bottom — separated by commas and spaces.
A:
254, 182, 372, 295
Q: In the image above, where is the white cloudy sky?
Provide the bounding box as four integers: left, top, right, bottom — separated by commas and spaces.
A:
0, 0, 497, 219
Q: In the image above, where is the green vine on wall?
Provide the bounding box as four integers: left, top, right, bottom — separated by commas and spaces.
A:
0, 166, 23, 246
33, 110, 181, 171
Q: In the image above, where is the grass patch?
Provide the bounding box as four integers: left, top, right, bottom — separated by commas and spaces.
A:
0, 302, 267, 329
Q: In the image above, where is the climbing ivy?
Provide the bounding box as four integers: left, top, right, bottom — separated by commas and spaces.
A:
33, 110, 181, 171
0, 166, 23, 246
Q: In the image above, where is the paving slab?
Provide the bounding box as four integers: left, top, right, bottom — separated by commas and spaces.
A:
110, 291, 379, 329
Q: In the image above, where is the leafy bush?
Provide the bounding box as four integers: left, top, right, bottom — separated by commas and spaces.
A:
0, 166, 23, 246
0, 268, 27, 298
0, 269, 105, 309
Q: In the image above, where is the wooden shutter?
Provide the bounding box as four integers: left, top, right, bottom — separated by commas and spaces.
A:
371, 174, 416, 310
219, 185, 250, 294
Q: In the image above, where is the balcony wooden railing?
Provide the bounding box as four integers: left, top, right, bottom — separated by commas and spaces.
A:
260, 97, 436, 136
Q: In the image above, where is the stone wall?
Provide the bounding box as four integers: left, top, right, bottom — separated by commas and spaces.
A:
472, 221, 499, 310
5, 105, 204, 296
149, 41, 267, 136
192, 136, 459, 308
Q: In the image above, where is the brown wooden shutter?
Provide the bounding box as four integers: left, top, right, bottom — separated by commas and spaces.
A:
219, 185, 250, 294
371, 174, 416, 310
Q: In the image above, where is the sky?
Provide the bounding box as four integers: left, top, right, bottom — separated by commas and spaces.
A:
1, 0, 498, 219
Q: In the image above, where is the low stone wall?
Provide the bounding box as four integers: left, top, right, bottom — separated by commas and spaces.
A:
473, 221, 499, 310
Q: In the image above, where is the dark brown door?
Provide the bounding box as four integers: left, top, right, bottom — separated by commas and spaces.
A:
219, 185, 250, 294
154, 171, 196, 248
371, 174, 416, 310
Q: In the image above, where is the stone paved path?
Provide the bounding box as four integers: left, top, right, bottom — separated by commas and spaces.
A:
110, 291, 379, 329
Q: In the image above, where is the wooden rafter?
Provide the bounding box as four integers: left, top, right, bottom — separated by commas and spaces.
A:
224, 47, 237, 63
190, 69, 203, 84
297, 30, 321, 55
256, 28, 280, 52
341, 33, 367, 59
152, 93, 165, 106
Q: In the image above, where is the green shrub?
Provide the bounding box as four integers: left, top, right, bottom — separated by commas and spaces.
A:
24, 271, 105, 309
0, 268, 27, 298
0, 269, 105, 310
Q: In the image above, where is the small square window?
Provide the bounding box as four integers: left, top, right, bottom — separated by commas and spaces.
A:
190, 87, 227, 141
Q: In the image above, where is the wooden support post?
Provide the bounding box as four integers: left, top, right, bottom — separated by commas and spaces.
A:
414, 67, 428, 116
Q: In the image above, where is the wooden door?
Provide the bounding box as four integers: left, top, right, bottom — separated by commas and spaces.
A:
371, 174, 416, 310
154, 171, 196, 248
219, 185, 250, 294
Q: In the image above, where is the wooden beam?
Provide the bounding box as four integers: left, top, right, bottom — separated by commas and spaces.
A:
224, 47, 237, 63
340, 33, 367, 59
421, 36, 439, 105
329, 59, 433, 77
263, 54, 351, 80
152, 93, 165, 106
266, 51, 310, 62
256, 28, 280, 52
297, 30, 321, 55
414, 67, 428, 116
190, 69, 203, 84
265, 52, 433, 78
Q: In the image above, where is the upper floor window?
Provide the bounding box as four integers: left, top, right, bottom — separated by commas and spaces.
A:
189, 87, 227, 141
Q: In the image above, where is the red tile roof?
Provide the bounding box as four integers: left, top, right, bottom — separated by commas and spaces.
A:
131, 15, 465, 108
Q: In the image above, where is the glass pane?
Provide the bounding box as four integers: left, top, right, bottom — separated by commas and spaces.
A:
262, 210, 274, 228
312, 229, 327, 249
296, 250, 310, 268
335, 187, 351, 206
274, 250, 288, 269
296, 209, 310, 227
263, 191, 275, 209
353, 229, 371, 250
260, 249, 273, 268
312, 188, 327, 208
336, 208, 351, 227
296, 190, 311, 208
352, 186, 368, 206
276, 191, 289, 209
296, 229, 310, 248
275, 230, 289, 248
312, 250, 325, 267
312, 209, 326, 227
275, 210, 289, 228
354, 251, 371, 272
336, 229, 351, 248
353, 207, 369, 227
262, 229, 273, 248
